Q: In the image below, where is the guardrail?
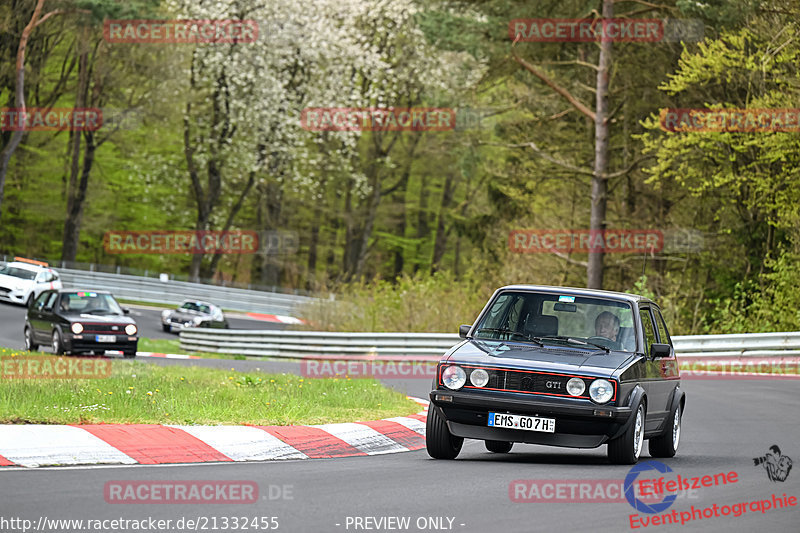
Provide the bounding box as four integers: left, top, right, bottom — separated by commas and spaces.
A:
180, 330, 460, 358
56, 268, 316, 315
179, 329, 800, 360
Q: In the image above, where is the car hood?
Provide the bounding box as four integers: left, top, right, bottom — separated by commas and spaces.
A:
0, 273, 30, 290
68, 313, 136, 325
444, 339, 636, 378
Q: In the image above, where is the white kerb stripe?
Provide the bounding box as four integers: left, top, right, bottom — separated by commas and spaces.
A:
385, 416, 426, 436
312, 422, 408, 455
169, 425, 307, 461
0, 426, 136, 468
276, 316, 303, 324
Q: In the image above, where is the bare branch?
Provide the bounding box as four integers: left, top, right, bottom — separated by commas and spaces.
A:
510, 37, 596, 121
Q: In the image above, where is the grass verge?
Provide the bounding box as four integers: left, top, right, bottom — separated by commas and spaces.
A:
0, 349, 420, 425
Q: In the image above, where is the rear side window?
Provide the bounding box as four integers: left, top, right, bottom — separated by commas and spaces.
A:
639, 308, 657, 353
654, 308, 672, 345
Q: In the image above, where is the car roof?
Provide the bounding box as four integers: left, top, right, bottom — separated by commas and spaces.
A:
497, 284, 655, 306
4, 261, 48, 272
54, 288, 112, 295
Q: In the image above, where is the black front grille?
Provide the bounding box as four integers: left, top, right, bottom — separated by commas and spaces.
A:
81, 323, 125, 333
464, 366, 602, 400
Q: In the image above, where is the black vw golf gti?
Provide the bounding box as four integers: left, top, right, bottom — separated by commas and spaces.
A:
24, 289, 139, 357
426, 285, 684, 464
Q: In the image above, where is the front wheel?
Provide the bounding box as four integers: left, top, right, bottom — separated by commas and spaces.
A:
608, 402, 645, 465
649, 404, 681, 458
426, 406, 463, 460
485, 440, 513, 453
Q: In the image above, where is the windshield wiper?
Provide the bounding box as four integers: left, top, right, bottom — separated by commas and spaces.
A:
533, 336, 610, 353
474, 328, 544, 346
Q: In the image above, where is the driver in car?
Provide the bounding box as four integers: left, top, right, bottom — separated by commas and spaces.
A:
595, 311, 620, 342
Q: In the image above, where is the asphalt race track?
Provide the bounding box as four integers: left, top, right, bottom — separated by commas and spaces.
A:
1, 350, 798, 533
0, 301, 283, 351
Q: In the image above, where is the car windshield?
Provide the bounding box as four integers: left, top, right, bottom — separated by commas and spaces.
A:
180, 302, 212, 314
0, 265, 36, 280
472, 291, 636, 352
59, 292, 124, 315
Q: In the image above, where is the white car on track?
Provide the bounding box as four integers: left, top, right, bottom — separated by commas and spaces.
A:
0, 257, 62, 306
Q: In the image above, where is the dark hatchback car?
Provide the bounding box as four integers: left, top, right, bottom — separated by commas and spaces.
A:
427, 285, 684, 465
24, 289, 138, 357
160, 300, 229, 332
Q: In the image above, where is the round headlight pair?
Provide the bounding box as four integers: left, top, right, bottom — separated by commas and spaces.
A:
589, 379, 614, 404
125, 324, 137, 336
442, 366, 490, 390
70, 323, 83, 334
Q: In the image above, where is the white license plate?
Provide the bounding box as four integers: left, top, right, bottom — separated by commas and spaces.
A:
96, 335, 116, 343
488, 412, 555, 433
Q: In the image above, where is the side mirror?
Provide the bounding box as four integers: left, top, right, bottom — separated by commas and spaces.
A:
122, 307, 130, 315
650, 343, 671, 359
459, 324, 472, 339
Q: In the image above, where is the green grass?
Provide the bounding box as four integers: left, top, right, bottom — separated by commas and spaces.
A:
0, 349, 420, 425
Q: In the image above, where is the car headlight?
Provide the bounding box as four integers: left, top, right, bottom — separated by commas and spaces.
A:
567, 377, 585, 396
71, 323, 83, 334
469, 368, 489, 388
193, 316, 204, 325
441, 365, 467, 390
589, 379, 614, 404
125, 324, 137, 336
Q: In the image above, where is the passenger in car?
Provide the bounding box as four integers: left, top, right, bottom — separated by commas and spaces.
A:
595, 311, 620, 341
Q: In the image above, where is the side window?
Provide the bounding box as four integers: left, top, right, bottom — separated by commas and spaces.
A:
653, 308, 672, 346
639, 308, 657, 353
34, 291, 51, 307
43, 292, 57, 311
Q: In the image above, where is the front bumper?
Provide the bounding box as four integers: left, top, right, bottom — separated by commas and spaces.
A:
429, 388, 634, 448
0, 288, 27, 304
64, 334, 138, 354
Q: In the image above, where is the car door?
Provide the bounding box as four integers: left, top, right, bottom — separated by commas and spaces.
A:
33, 271, 48, 299
638, 305, 669, 433
30, 291, 56, 342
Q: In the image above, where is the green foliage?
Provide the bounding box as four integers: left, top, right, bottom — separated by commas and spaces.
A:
299, 271, 494, 333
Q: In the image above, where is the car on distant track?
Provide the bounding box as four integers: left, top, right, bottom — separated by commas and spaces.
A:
24, 289, 138, 357
0, 257, 61, 306
426, 285, 684, 465
160, 300, 229, 332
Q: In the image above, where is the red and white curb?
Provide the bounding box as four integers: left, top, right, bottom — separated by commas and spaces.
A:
245, 313, 305, 325
136, 352, 201, 360
0, 398, 428, 468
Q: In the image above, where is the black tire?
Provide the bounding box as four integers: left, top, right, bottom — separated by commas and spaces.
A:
608, 402, 645, 465
51, 330, 66, 355
24, 326, 39, 351
162, 324, 171, 332
426, 406, 463, 460
649, 403, 681, 458
485, 440, 513, 453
